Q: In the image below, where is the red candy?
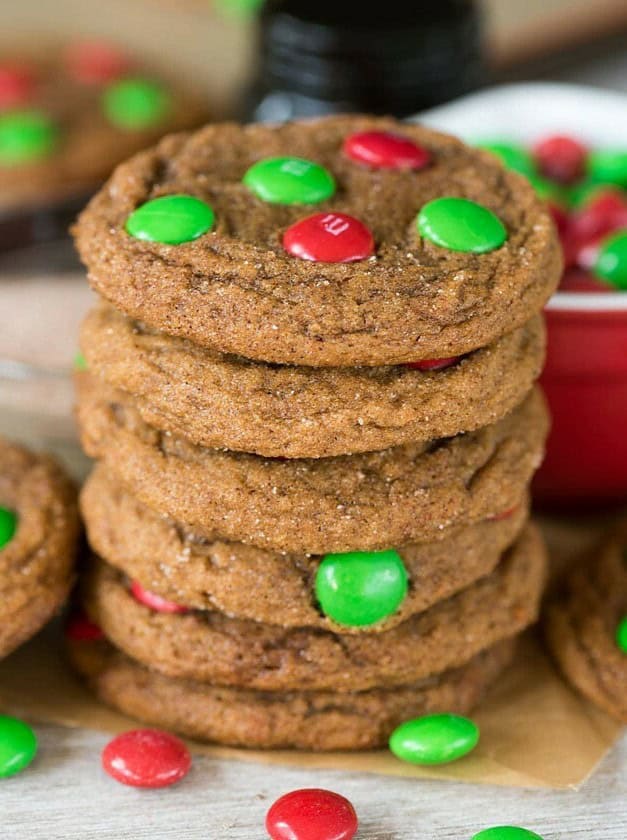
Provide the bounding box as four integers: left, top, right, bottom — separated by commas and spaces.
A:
534, 134, 587, 183
266, 789, 358, 840
130, 580, 188, 614
102, 729, 191, 788
571, 190, 627, 242
283, 212, 374, 263
0, 64, 35, 109
343, 130, 430, 170
406, 356, 460, 371
65, 41, 131, 84
65, 612, 105, 641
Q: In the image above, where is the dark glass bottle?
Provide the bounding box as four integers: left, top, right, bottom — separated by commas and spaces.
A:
243, 0, 486, 122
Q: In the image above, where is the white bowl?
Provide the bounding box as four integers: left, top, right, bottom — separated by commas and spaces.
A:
417, 82, 627, 312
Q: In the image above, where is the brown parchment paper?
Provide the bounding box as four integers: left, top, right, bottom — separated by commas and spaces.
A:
0, 625, 621, 790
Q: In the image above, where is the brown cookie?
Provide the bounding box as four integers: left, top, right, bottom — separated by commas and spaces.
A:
82, 525, 546, 692
73, 115, 561, 367
544, 533, 627, 723
76, 374, 547, 554
80, 303, 546, 458
81, 463, 529, 633
68, 635, 516, 751
0, 437, 79, 659
0, 43, 209, 213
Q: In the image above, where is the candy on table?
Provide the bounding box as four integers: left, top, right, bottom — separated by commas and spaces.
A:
417, 197, 507, 254
0, 64, 35, 110
616, 616, 627, 653
243, 156, 336, 204
314, 549, 408, 627
101, 729, 191, 788
266, 788, 358, 840
283, 212, 375, 262
64, 41, 132, 85
65, 612, 105, 642
470, 828, 545, 840
0, 715, 37, 778
0, 506, 17, 549
130, 580, 189, 614
102, 78, 171, 131
343, 130, 431, 170
125, 195, 215, 245
389, 713, 479, 765
0, 110, 57, 166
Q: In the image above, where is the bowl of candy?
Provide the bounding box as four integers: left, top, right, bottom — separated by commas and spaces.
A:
421, 83, 627, 507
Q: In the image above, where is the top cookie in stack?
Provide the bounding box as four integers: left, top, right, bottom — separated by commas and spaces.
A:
70, 116, 560, 751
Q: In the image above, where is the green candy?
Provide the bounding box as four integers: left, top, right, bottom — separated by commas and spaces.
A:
74, 352, 88, 372
0, 716, 37, 778
0, 507, 17, 550
315, 548, 408, 627
103, 78, 171, 130
417, 197, 507, 253
389, 713, 479, 765
616, 616, 627, 653
243, 156, 335, 205
476, 142, 536, 177
588, 149, 627, 188
470, 828, 544, 840
126, 194, 215, 245
593, 231, 627, 289
0, 110, 57, 166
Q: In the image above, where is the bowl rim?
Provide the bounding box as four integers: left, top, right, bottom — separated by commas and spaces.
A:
547, 292, 627, 312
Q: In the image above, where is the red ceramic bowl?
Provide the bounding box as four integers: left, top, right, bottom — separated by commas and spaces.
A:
534, 293, 627, 508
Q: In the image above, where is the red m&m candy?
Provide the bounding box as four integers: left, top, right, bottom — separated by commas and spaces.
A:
130, 580, 189, 614
344, 130, 430, 170
65, 612, 105, 641
65, 41, 131, 85
283, 212, 374, 263
405, 356, 460, 371
0, 64, 35, 110
266, 788, 358, 840
102, 729, 191, 788
533, 135, 587, 184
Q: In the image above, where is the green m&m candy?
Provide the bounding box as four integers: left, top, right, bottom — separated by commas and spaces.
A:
126, 195, 215, 245
0, 507, 17, 550
103, 78, 171, 130
588, 149, 627, 188
243, 156, 335, 205
0, 110, 57, 166
417, 197, 507, 253
470, 827, 545, 840
0, 715, 37, 778
476, 142, 536, 177
616, 616, 627, 653
593, 231, 627, 289
389, 713, 479, 765
315, 548, 408, 627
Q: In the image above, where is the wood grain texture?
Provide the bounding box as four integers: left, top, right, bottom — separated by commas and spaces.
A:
2, 724, 625, 839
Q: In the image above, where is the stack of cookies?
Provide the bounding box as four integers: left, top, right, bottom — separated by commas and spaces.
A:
70, 116, 561, 751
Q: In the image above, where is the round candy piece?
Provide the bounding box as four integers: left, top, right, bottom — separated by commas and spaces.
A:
315, 549, 408, 627
266, 788, 358, 840
593, 231, 627, 289
0, 64, 35, 110
103, 78, 170, 130
243, 156, 335, 205
417, 197, 507, 253
534, 134, 587, 183
476, 142, 535, 177
389, 712, 479, 765
126, 194, 215, 245
102, 729, 191, 788
65, 612, 105, 642
343, 130, 430, 170
0, 506, 17, 549
471, 828, 545, 840
405, 356, 460, 371
588, 149, 627, 188
65, 41, 131, 85
0, 110, 57, 165
130, 580, 189, 614
616, 616, 627, 654
283, 212, 374, 263
0, 715, 37, 778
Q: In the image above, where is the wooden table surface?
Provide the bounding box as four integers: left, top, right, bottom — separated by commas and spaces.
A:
2, 723, 625, 839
